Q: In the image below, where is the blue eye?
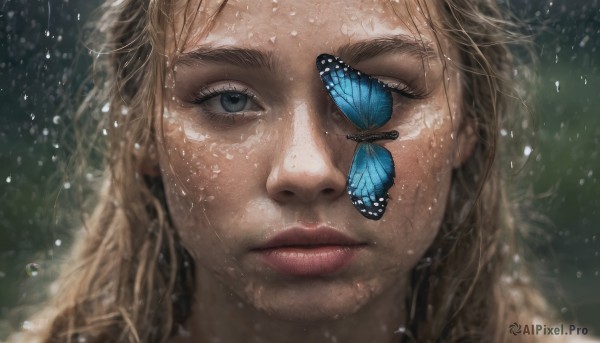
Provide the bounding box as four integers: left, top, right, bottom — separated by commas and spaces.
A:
219, 92, 249, 113
191, 86, 260, 121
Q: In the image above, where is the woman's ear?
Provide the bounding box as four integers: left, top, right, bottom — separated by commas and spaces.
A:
137, 141, 161, 177
453, 119, 477, 168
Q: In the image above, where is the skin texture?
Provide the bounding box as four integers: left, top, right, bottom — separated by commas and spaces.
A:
156, 0, 474, 342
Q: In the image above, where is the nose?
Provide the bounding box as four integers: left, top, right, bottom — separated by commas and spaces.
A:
266, 102, 346, 204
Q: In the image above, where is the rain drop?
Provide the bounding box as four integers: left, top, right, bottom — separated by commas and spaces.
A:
63, 182, 71, 189
52, 115, 61, 124
101, 102, 110, 113
576, 271, 583, 278
523, 145, 532, 157
44, 30, 50, 37
45, 51, 51, 59
6, 176, 11, 183
554, 80, 560, 93
25, 263, 40, 277
55, 239, 62, 247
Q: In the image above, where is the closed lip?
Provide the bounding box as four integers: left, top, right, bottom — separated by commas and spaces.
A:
251, 225, 367, 276
252, 226, 365, 250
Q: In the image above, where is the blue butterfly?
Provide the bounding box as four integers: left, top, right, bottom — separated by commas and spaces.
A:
316, 54, 398, 220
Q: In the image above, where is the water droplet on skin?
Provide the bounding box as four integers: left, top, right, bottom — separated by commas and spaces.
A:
269, 36, 276, 44
25, 263, 40, 277
22, 320, 35, 331
225, 153, 234, 160
290, 30, 298, 37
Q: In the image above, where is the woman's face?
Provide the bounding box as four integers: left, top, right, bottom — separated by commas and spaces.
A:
157, 0, 471, 321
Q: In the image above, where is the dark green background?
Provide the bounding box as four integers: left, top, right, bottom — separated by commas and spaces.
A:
1, 0, 598, 339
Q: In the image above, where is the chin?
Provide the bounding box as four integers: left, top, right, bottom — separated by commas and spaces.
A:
244, 279, 381, 322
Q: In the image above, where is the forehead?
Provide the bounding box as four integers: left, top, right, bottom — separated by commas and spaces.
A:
170, 0, 450, 58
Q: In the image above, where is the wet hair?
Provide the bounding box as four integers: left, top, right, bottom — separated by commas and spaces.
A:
9, 0, 549, 342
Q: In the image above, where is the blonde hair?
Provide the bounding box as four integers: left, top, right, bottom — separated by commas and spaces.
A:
10, 0, 549, 342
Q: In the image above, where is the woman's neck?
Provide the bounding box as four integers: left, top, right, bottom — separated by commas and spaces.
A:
172, 265, 408, 343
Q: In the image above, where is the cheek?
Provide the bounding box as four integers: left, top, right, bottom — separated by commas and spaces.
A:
381, 125, 454, 260
157, 118, 269, 255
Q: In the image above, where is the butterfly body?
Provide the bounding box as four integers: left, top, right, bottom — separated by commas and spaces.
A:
346, 130, 399, 143
316, 53, 398, 220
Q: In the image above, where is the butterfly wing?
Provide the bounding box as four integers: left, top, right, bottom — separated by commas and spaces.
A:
316, 53, 393, 130
347, 143, 395, 220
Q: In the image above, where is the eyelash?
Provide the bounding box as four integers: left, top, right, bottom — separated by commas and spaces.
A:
384, 81, 429, 100
187, 79, 426, 125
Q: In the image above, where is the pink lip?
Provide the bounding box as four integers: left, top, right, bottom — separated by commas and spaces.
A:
252, 226, 366, 276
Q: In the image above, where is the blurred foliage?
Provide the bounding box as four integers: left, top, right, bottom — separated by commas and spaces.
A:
0, 0, 598, 340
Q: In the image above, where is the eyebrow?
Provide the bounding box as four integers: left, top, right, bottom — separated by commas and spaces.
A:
336, 34, 437, 64
175, 46, 277, 71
